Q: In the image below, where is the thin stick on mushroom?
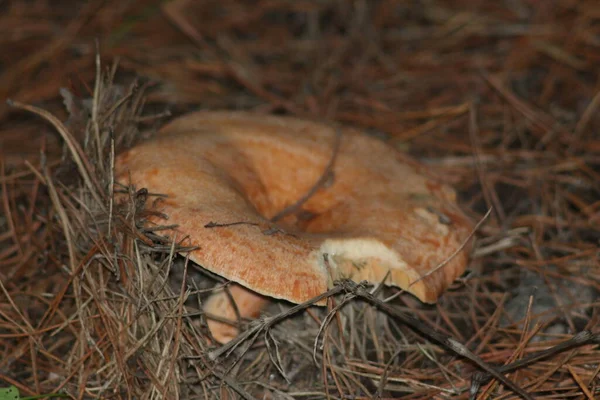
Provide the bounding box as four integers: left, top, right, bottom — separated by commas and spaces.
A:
270, 126, 343, 223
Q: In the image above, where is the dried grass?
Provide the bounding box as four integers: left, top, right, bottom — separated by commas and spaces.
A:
1, 0, 599, 399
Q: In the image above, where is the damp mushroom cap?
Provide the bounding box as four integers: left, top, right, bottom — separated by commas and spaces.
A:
115, 111, 474, 342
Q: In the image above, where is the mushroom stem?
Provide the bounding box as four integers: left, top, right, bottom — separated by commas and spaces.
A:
204, 283, 270, 343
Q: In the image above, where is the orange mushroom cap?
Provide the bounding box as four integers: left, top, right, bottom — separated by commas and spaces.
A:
115, 111, 473, 309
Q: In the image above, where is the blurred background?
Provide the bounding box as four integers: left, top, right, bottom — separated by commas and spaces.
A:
1, 1, 599, 399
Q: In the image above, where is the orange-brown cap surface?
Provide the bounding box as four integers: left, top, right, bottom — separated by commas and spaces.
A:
115, 111, 474, 305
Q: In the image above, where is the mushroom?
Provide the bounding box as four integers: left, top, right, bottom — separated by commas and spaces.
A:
115, 111, 474, 343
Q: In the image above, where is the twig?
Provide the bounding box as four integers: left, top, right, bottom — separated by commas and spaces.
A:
207, 285, 345, 360
343, 280, 534, 400
469, 330, 599, 399
204, 221, 259, 229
